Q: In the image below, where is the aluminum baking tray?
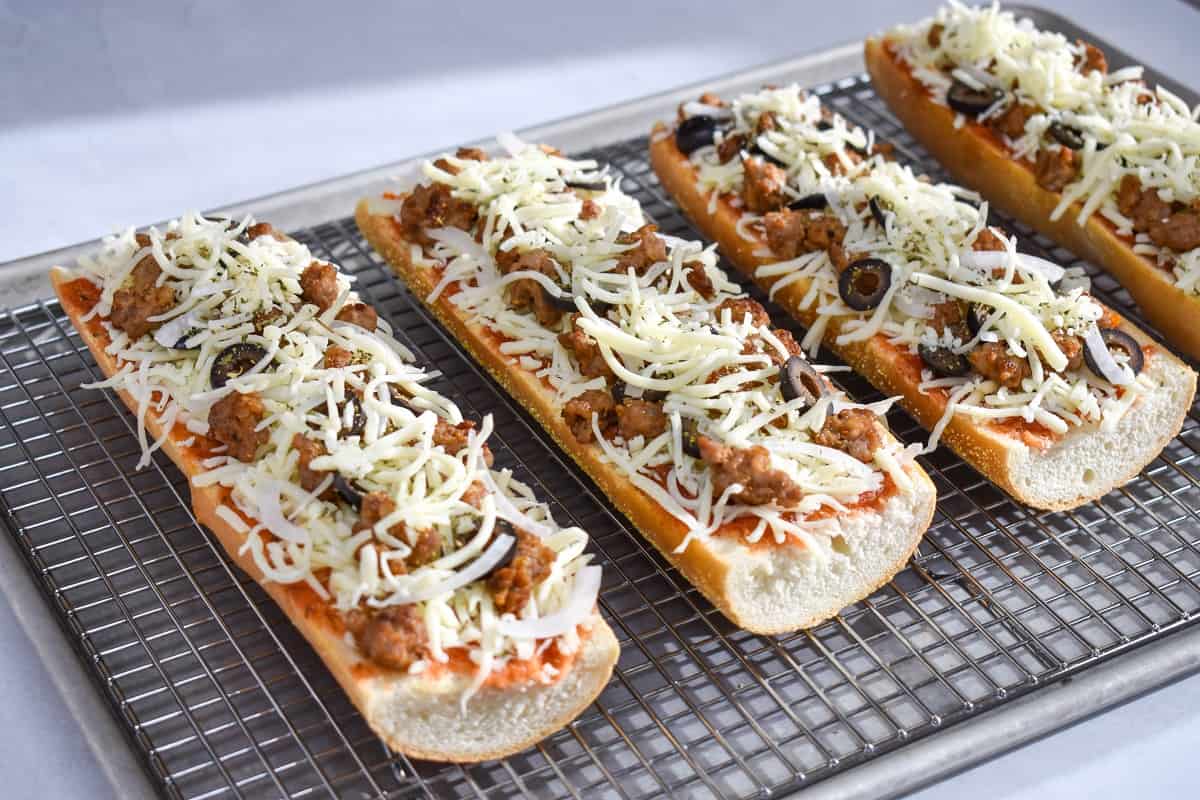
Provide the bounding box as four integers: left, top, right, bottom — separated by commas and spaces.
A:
2, 6, 1199, 799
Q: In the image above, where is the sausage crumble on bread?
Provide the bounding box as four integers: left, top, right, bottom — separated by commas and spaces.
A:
59, 213, 612, 719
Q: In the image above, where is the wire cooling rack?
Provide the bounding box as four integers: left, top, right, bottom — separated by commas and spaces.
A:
2, 68, 1200, 800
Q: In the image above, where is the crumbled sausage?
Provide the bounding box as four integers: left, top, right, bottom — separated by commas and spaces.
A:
822, 149, 863, 176
292, 434, 335, 499
990, 102, 1036, 140
580, 199, 601, 220
741, 155, 788, 213
461, 480, 488, 509
243, 222, 290, 242
324, 345, 354, 369
559, 316, 615, 381
927, 23, 944, 47
208, 391, 268, 462
814, 408, 882, 463
346, 605, 426, 671
929, 300, 965, 334
615, 224, 667, 275
685, 262, 715, 299
762, 210, 847, 260
400, 182, 478, 245
969, 342, 1030, 389
562, 389, 615, 443
697, 435, 804, 507
434, 146, 489, 174
335, 302, 378, 330
1050, 330, 1085, 372
1149, 210, 1200, 253
489, 528, 556, 615
497, 247, 567, 326
433, 418, 493, 466
717, 132, 747, 164
972, 227, 1007, 252
109, 256, 176, 339
1077, 39, 1107, 74
1117, 175, 1171, 232
1034, 147, 1079, 193
715, 298, 770, 328
354, 491, 442, 569
615, 399, 668, 441
300, 261, 339, 312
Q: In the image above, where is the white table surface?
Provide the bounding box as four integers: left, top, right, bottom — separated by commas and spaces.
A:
2, 0, 1198, 797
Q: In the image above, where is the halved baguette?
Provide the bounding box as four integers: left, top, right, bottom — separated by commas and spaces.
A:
357, 199, 937, 635
51, 266, 618, 763
864, 37, 1200, 363
649, 123, 1195, 511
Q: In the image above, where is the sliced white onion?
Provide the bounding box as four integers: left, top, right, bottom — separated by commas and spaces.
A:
893, 285, 946, 319
497, 565, 602, 640
681, 101, 733, 121
251, 482, 311, 544
960, 251, 1066, 284
374, 533, 515, 606
153, 312, 197, 349
1084, 326, 1134, 386
365, 195, 407, 217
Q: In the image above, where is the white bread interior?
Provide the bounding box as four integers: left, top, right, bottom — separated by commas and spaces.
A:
356, 200, 937, 635
50, 265, 619, 763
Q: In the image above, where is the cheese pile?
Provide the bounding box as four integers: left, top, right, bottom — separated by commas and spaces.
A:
72, 213, 598, 692
401, 136, 912, 553
889, 1, 1200, 293
690, 85, 1150, 446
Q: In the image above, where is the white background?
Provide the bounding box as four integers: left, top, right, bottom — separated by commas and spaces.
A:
2, 0, 1198, 796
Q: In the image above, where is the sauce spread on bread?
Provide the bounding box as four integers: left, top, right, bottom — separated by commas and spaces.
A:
674, 85, 1151, 452
886, 2, 1200, 294
59, 213, 604, 702
374, 137, 916, 553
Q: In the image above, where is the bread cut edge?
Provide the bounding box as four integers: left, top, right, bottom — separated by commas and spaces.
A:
646, 121, 1195, 512
50, 266, 619, 763
356, 200, 937, 635
864, 36, 1200, 363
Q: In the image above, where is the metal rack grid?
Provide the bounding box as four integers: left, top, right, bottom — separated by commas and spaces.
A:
2, 69, 1200, 800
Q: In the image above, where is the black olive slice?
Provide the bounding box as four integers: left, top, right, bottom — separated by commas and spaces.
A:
1083, 327, 1144, 378
334, 474, 364, 511
611, 379, 626, 404
837, 258, 892, 311
965, 302, 992, 336
780, 356, 825, 408
919, 343, 972, 378
869, 196, 891, 230
788, 192, 828, 211
1048, 122, 1085, 150
816, 119, 834, 132
482, 520, 518, 578
341, 395, 367, 437
546, 286, 577, 312
211, 343, 269, 389
566, 178, 606, 192
641, 388, 668, 402
171, 331, 200, 350
748, 143, 787, 168
946, 79, 1005, 116
676, 115, 719, 155
682, 420, 702, 459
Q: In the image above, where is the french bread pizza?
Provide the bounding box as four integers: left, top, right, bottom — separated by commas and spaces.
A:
866, 2, 1200, 361
356, 138, 936, 634
649, 85, 1195, 511
51, 214, 618, 762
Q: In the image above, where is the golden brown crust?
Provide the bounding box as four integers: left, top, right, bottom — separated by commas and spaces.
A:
863, 36, 1200, 362
49, 266, 617, 763
647, 113, 1193, 511
355, 201, 936, 633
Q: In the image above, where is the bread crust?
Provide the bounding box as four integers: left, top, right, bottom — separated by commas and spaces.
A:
864, 36, 1200, 363
647, 117, 1195, 511
50, 266, 618, 763
356, 200, 937, 634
